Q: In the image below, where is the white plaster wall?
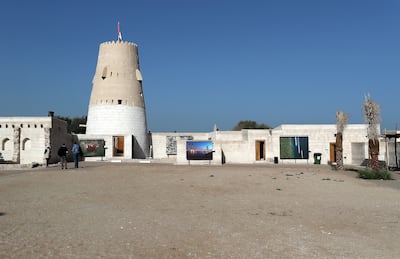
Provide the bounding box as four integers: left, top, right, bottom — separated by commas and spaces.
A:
218, 141, 251, 164
214, 131, 246, 141
384, 141, 400, 167
216, 130, 274, 164
20, 127, 47, 164
0, 128, 14, 160
272, 124, 370, 165
151, 124, 374, 165
0, 116, 73, 165
0, 118, 51, 164
87, 105, 146, 135
151, 133, 169, 159
274, 125, 332, 165
86, 105, 149, 157
342, 125, 370, 165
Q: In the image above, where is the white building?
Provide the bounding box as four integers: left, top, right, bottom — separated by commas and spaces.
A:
150, 124, 395, 167
0, 112, 74, 166
2, 116, 398, 168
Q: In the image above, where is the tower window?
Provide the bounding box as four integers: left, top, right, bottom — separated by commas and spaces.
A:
102, 67, 108, 80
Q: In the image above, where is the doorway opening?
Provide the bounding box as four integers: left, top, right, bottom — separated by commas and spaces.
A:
113, 136, 124, 156
256, 140, 265, 160
330, 143, 336, 165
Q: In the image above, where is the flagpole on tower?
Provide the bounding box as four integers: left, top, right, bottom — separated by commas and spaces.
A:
118, 21, 123, 42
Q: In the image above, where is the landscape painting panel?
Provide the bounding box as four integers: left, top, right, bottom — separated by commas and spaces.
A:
186, 141, 213, 160
80, 139, 106, 157
280, 137, 309, 159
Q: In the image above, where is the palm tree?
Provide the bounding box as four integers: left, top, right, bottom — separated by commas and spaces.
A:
335, 111, 348, 170
363, 95, 381, 171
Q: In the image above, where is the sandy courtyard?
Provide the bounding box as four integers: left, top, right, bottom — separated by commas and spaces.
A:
0, 162, 399, 258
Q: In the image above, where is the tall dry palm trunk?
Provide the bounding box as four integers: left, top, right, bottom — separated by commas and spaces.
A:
363, 95, 381, 171
336, 111, 348, 170
368, 138, 380, 170
336, 132, 343, 169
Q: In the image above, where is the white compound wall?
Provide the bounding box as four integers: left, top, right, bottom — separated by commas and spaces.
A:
150, 124, 386, 166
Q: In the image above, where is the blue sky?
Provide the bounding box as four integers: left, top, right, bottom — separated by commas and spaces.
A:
1, 0, 399, 132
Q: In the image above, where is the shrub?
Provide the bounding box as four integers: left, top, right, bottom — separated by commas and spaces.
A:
357, 169, 393, 180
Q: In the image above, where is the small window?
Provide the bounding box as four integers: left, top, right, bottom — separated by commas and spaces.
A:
20, 124, 23, 128
6, 124, 8, 128
136, 69, 143, 81
102, 67, 108, 80
118, 100, 122, 104
28, 124, 30, 128
34, 124, 37, 128
40, 124, 43, 128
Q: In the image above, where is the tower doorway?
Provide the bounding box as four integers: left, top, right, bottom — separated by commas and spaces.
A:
256, 140, 265, 160
113, 136, 124, 156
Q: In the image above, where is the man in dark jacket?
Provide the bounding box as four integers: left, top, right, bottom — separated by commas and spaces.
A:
57, 144, 68, 170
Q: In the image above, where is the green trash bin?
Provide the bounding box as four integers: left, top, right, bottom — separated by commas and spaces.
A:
313, 153, 321, 164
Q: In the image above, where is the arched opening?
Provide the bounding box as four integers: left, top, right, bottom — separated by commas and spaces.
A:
2, 138, 10, 151
22, 138, 31, 151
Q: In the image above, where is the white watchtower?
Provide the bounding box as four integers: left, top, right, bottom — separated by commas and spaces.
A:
86, 23, 149, 158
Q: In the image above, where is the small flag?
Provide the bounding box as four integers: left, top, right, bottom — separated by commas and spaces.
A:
118, 22, 123, 42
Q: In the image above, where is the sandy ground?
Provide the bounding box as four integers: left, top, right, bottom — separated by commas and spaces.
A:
0, 162, 399, 258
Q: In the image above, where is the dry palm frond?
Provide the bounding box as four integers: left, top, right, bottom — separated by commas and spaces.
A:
363, 94, 380, 139
336, 111, 349, 133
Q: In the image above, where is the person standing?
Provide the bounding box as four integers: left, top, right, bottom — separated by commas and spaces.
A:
44, 146, 51, 167
57, 144, 68, 170
72, 142, 80, 168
